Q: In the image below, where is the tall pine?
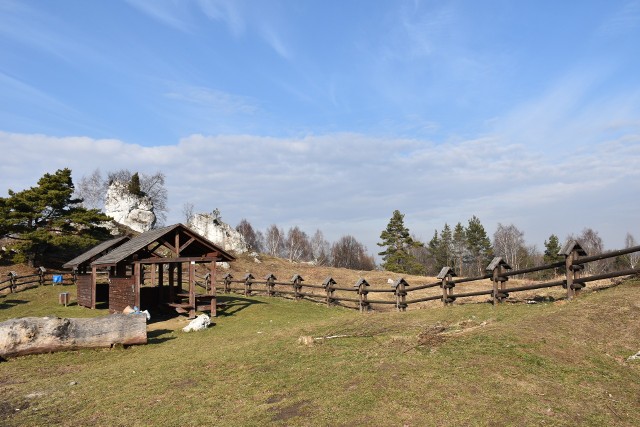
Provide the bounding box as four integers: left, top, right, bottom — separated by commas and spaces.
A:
378, 210, 424, 274
465, 215, 493, 275
1, 168, 111, 266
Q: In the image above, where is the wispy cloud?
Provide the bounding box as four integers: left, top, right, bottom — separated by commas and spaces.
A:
125, 0, 194, 33
197, 0, 245, 36
598, 0, 640, 37
164, 83, 259, 115
1, 130, 638, 252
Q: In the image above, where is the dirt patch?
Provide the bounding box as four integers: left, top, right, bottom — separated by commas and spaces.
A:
0, 399, 30, 421
417, 324, 447, 347
265, 394, 285, 404
173, 379, 198, 389
271, 400, 310, 422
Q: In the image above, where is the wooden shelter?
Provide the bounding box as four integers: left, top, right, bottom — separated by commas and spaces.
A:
70, 224, 235, 318
63, 236, 131, 308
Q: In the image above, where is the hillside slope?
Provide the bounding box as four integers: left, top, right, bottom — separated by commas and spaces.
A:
0, 275, 638, 426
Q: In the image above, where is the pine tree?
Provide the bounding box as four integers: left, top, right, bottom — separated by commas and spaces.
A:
438, 223, 453, 267
543, 234, 564, 277
1, 168, 111, 266
378, 210, 424, 274
127, 172, 144, 196
465, 215, 493, 276
452, 222, 467, 275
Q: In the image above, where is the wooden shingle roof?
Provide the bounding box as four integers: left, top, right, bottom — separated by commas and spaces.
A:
62, 236, 130, 269
91, 223, 235, 266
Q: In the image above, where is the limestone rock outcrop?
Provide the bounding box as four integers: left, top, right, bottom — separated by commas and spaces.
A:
188, 209, 248, 254
104, 181, 156, 233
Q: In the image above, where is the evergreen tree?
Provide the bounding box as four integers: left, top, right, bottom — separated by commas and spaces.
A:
465, 215, 493, 275
452, 222, 467, 275
543, 234, 563, 265
127, 172, 144, 196
1, 168, 111, 266
378, 210, 424, 274
438, 223, 453, 267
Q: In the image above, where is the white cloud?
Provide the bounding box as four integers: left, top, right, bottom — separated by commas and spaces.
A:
1, 130, 638, 254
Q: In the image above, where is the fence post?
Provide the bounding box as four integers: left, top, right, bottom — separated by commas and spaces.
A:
204, 272, 211, 293
354, 278, 370, 313
8, 271, 17, 293
322, 277, 336, 307
243, 273, 254, 296
486, 257, 512, 305
559, 240, 587, 300
223, 273, 232, 293
38, 266, 47, 287
291, 275, 304, 301
392, 278, 409, 312
265, 274, 276, 297
437, 267, 456, 306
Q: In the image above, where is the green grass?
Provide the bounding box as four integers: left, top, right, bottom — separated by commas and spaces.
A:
1, 281, 639, 426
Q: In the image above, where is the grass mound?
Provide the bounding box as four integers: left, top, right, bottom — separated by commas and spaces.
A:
0, 278, 639, 426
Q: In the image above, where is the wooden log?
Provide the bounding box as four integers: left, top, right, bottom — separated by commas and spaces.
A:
0, 314, 147, 359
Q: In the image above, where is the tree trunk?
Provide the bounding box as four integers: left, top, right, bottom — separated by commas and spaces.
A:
0, 314, 147, 359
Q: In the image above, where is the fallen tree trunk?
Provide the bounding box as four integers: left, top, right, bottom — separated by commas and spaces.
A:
0, 314, 147, 359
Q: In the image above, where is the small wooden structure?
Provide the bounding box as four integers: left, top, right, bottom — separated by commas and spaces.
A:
62, 236, 130, 308
68, 224, 235, 318
486, 257, 512, 304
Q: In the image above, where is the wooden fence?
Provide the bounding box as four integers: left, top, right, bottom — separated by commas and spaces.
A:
214, 241, 640, 312
0, 268, 76, 295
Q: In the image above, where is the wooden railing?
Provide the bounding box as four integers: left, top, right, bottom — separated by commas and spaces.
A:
214, 241, 640, 312
0, 268, 76, 295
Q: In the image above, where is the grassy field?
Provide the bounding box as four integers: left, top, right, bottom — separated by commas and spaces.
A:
1, 277, 639, 426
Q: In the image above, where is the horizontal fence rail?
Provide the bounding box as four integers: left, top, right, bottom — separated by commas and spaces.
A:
0, 269, 76, 295
213, 242, 640, 312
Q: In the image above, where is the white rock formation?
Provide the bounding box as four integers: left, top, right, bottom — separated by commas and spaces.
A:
104, 181, 156, 233
188, 210, 248, 254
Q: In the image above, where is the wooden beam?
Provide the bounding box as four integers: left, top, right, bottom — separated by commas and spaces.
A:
175, 233, 180, 257
137, 256, 220, 264
179, 237, 196, 253
91, 265, 97, 310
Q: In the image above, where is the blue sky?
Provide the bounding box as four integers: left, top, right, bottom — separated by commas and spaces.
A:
1, 0, 640, 256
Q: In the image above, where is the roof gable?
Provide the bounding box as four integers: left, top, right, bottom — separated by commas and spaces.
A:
62, 236, 130, 269
91, 223, 235, 266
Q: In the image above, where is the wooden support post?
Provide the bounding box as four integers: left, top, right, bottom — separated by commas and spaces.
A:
38, 267, 46, 287
177, 264, 183, 293
91, 265, 98, 309
8, 271, 17, 293
168, 264, 175, 303
209, 262, 217, 295
265, 274, 276, 297
437, 267, 457, 306
150, 264, 156, 288
133, 262, 141, 308
209, 262, 217, 317
323, 277, 336, 308
559, 240, 587, 300
291, 275, 304, 301
487, 258, 512, 305
223, 273, 232, 293
392, 278, 409, 312
354, 278, 370, 313
244, 273, 254, 296
188, 262, 195, 319
158, 263, 164, 304
72, 268, 78, 286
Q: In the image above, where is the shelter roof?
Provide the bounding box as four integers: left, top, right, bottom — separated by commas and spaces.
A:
91, 223, 235, 266
62, 236, 130, 269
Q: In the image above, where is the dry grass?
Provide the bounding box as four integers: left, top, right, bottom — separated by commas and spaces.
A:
1, 266, 639, 426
